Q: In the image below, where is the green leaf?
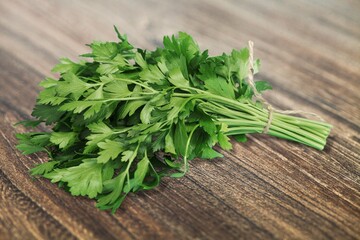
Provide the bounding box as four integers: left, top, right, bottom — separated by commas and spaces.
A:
134, 52, 147, 68
30, 133, 52, 146
203, 75, 235, 99
88, 121, 112, 133
96, 55, 128, 74
14, 120, 42, 128
233, 134, 248, 143
45, 159, 103, 198
119, 100, 147, 119
201, 147, 223, 159
140, 102, 154, 124
174, 120, 188, 156
16, 143, 45, 155
59, 101, 97, 113
50, 132, 77, 149
86, 86, 104, 100
90, 42, 118, 62
31, 161, 59, 176
83, 102, 103, 119
16, 133, 50, 154
102, 161, 115, 181
96, 64, 119, 75
97, 140, 124, 163
177, 32, 200, 62
242, 80, 272, 99
170, 172, 186, 178
217, 132, 232, 150
103, 78, 131, 98
165, 131, 176, 154
38, 77, 58, 88
139, 64, 165, 84
52, 58, 84, 73
188, 128, 208, 158
38, 87, 67, 105
166, 97, 188, 121
31, 104, 63, 124
121, 150, 134, 162
132, 153, 149, 191
85, 122, 114, 153
96, 171, 126, 209
164, 158, 182, 168
255, 81, 272, 93
168, 67, 189, 88
163, 33, 199, 63
57, 72, 90, 100
198, 113, 217, 137
114, 25, 124, 41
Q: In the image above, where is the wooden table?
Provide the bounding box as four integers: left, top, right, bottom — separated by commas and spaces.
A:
0, 0, 359, 239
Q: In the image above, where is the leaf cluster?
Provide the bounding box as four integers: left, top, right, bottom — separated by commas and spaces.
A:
16, 27, 274, 212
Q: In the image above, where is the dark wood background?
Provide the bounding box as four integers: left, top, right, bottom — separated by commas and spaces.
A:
0, 0, 359, 239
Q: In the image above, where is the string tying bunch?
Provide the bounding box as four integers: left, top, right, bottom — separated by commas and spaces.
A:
246, 41, 324, 134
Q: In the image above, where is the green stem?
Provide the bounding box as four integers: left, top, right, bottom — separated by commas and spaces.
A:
183, 124, 199, 173
113, 77, 158, 93
103, 96, 151, 102
125, 144, 140, 191
175, 89, 331, 150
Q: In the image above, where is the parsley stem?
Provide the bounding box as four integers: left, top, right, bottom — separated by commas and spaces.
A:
174, 89, 263, 117
125, 144, 140, 190
200, 100, 329, 149
182, 124, 199, 173
173, 87, 330, 149
103, 96, 151, 102
113, 77, 158, 93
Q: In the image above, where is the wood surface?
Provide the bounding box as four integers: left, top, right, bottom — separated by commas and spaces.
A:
0, 0, 359, 239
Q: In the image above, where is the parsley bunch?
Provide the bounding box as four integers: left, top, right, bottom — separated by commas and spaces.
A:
16, 27, 331, 212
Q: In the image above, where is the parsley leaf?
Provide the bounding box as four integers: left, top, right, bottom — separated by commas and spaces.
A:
45, 159, 103, 198
50, 132, 77, 149
97, 140, 124, 163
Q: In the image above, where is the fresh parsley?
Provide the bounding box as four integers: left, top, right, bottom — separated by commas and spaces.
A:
16, 27, 332, 213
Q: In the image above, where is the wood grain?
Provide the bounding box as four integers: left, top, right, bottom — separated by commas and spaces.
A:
0, 0, 359, 239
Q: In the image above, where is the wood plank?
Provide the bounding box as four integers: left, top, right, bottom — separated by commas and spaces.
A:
0, 0, 359, 239
0, 169, 76, 240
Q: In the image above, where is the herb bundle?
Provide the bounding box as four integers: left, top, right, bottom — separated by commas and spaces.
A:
16, 27, 331, 212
